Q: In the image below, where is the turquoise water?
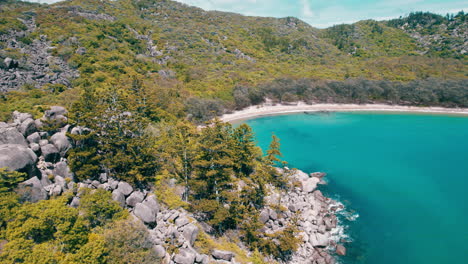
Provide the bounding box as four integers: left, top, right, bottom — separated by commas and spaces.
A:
243, 112, 468, 264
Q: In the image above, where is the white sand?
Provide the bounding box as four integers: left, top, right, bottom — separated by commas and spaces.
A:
221, 102, 468, 122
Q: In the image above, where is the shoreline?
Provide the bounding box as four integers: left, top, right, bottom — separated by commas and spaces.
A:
220, 103, 468, 123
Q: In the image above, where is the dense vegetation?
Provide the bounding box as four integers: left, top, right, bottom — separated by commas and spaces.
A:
230, 78, 468, 109
0, 0, 467, 121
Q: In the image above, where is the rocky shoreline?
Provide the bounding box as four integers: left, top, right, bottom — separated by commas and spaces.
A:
0, 107, 349, 264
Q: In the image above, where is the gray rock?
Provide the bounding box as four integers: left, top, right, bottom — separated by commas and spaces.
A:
99, 173, 107, 183
19, 118, 36, 137
54, 175, 66, 189
12, 112, 32, 123
126, 191, 145, 207
91, 180, 100, 188
175, 216, 189, 228
39, 139, 49, 146
302, 177, 320, 193
0, 126, 27, 146
4, 57, 19, 69
195, 254, 209, 264
174, 248, 196, 264
29, 143, 40, 153
108, 178, 119, 190
39, 132, 48, 139
41, 144, 60, 162
0, 144, 37, 175
18, 176, 48, 202
336, 244, 346, 256
311, 172, 327, 178
117, 181, 133, 196
269, 209, 278, 220
259, 210, 269, 223
27, 132, 40, 144
142, 194, 160, 214
70, 126, 82, 135
44, 106, 67, 120
70, 196, 80, 208
133, 203, 156, 224
153, 245, 166, 258
67, 181, 76, 191
310, 232, 329, 248
50, 184, 62, 196
50, 132, 71, 156
182, 224, 199, 246
112, 189, 126, 207
211, 250, 234, 261
53, 161, 73, 179
98, 183, 111, 190
34, 119, 44, 130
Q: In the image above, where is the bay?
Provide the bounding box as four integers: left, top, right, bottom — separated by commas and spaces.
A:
244, 112, 468, 264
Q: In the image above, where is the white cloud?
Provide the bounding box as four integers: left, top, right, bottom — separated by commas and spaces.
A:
300, 0, 314, 18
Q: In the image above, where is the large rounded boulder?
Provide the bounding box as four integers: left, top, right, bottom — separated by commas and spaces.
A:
0, 144, 38, 176
0, 124, 27, 146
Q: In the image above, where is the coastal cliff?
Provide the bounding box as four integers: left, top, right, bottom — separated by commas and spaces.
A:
0, 107, 348, 264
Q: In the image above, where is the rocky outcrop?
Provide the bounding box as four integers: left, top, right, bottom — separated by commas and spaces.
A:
1, 107, 350, 264
0, 16, 79, 92
259, 169, 348, 264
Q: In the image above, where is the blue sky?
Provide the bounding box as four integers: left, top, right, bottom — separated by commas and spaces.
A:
29, 0, 467, 28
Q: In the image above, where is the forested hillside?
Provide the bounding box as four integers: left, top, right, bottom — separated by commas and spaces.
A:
0, 0, 467, 121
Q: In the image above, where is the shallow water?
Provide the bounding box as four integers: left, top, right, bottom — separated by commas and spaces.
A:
244, 112, 468, 264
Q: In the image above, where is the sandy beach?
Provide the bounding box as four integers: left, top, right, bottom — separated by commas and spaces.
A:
221, 102, 468, 122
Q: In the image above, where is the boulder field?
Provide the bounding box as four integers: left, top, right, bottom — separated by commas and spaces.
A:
0, 107, 349, 264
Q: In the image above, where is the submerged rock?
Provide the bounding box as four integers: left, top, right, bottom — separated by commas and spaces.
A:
336, 244, 346, 256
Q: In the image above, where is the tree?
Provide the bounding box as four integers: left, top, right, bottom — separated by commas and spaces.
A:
231, 124, 260, 176
265, 134, 284, 166
103, 219, 161, 264
191, 120, 236, 232
67, 85, 101, 181
78, 189, 127, 228
192, 120, 235, 202
152, 121, 199, 202
0, 168, 25, 193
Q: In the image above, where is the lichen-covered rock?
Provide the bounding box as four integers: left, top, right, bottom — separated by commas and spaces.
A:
142, 194, 160, 215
